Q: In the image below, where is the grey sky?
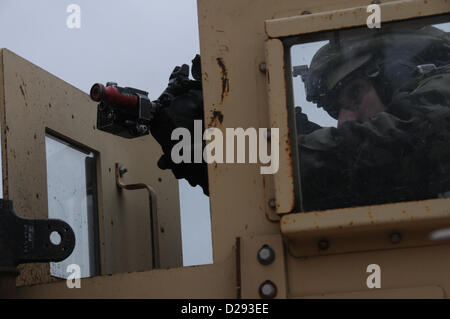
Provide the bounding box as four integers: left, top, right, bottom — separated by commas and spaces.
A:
0, 0, 212, 267
291, 41, 338, 128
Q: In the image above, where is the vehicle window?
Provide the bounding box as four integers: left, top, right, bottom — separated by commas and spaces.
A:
45, 133, 99, 278
287, 16, 450, 211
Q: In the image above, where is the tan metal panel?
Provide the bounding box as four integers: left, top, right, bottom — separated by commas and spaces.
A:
286, 244, 450, 298
282, 198, 450, 256
265, 0, 450, 38
303, 285, 445, 299
197, 0, 283, 266
16, 257, 235, 298
0, 49, 182, 286
265, 39, 295, 214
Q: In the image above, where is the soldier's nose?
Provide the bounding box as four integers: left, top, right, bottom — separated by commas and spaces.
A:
338, 108, 358, 127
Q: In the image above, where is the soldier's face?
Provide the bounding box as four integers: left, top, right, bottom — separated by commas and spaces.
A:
336, 77, 386, 127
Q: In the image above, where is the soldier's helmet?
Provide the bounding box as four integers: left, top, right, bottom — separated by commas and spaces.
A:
304, 25, 450, 119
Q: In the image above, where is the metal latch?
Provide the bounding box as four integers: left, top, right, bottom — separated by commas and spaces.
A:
0, 199, 75, 267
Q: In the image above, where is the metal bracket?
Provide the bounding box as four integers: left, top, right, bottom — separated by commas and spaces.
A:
115, 163, 160, 269
0, 199, 75, 268
281, 198, 450, 258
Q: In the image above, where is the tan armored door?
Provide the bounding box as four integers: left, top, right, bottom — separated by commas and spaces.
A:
0, 48, 182, 288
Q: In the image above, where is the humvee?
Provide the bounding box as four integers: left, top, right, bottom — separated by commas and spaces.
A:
1, 0, 450, 299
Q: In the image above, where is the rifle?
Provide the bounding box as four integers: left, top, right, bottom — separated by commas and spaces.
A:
90, 56, 202, 139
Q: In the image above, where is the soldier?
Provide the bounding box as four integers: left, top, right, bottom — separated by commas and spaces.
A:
150, 24, 450, 211
298, 25, 450, 210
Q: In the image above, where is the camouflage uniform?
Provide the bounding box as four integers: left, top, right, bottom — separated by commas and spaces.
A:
299, 26, 450, 211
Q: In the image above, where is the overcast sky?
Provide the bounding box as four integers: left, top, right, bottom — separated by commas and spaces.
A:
0, 0, 212, 267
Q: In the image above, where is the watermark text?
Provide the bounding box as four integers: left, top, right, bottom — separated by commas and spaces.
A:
171, 121, 279, 175
66, 264, 81, 288
66, 4, 81, 29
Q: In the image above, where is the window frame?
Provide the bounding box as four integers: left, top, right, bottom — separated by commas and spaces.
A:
44, 131, 101, 278
264, 0, 450, 214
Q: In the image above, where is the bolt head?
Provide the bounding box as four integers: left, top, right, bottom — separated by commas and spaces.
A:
119, 166, 128, 177
390, 232, 402, 244
259, 280, 277, 299
318, 239, 329, 251
268, 199, 276, 210
257, 245, 275, 265
259, 63, 267, 73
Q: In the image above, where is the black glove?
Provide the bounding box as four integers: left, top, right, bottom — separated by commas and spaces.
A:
295, 106, 322, 135
150, 56, 209, 195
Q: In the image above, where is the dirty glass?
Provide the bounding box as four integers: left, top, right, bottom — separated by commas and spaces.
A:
287, 16, 450, 212
45, 134, 99, 278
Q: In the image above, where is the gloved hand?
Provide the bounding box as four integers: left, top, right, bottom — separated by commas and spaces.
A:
295, 106, 322, 135
150, 55, 209, 195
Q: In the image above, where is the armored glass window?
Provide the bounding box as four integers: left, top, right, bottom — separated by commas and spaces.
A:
45, 133, 99, 278
286, 16, 450, 212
